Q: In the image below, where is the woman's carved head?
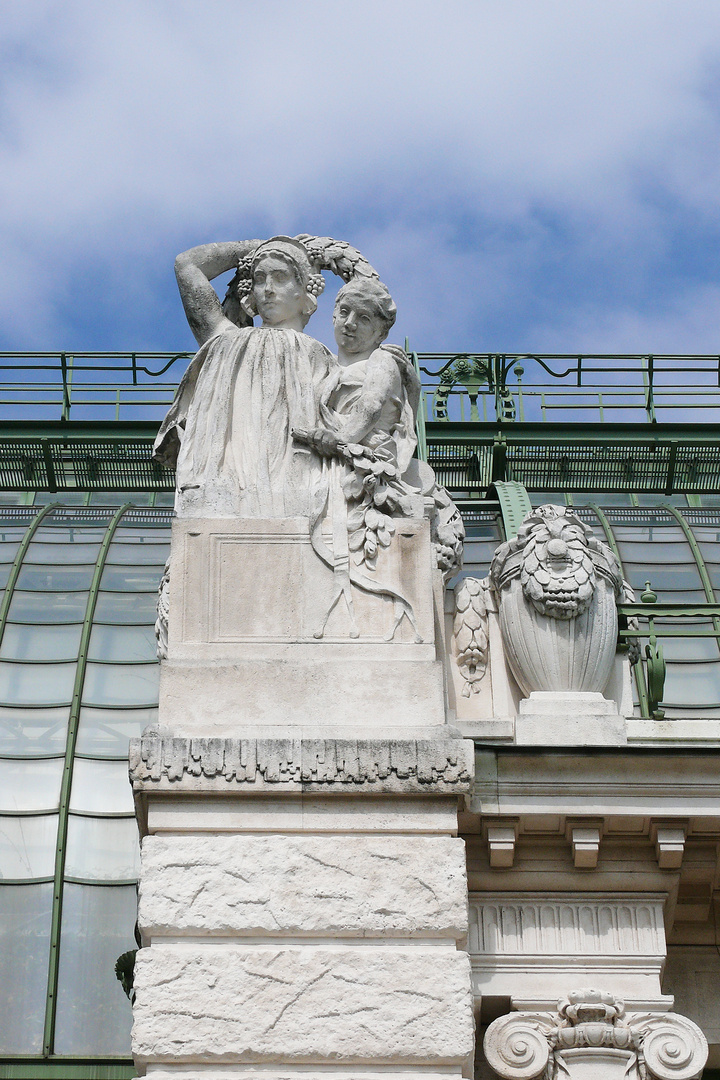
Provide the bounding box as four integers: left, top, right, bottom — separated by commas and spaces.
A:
223, 237, 324, 329
333, 279, 397, 339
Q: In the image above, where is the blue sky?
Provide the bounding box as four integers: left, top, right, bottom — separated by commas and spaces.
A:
3, 0, 720, 357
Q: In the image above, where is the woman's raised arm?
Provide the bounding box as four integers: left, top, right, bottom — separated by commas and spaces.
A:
175, 241, 260, 346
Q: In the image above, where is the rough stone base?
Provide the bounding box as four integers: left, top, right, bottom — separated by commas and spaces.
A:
139, 833, 468, 941
132, 946, 474, 1067
131, 735, 476, 1079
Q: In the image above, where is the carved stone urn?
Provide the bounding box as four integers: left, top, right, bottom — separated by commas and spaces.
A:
489, 505, 624, 697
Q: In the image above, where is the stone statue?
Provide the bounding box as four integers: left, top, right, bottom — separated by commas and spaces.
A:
154, 233, 463, 644
153, 236, 377, 519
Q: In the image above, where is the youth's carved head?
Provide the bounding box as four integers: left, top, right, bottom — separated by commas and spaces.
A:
239, 237, 324, 329
333, 279, 397, 358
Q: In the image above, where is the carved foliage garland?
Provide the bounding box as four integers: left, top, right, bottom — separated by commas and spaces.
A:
452, 577, 490, 696
341, 443, 413, 571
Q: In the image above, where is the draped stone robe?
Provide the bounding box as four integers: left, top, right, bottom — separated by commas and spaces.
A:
154, 326, 334, 519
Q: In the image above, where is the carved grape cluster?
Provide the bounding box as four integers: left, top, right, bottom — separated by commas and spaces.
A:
234, 254, 254, 296
307, 273, 325, 297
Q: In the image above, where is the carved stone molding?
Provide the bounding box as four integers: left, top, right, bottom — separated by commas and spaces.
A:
484, 989, 708, 1080
469, 894, 669, 1007
129, 735, 474, 795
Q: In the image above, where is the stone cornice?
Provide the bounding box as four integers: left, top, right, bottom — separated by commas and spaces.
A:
473, 748, 720, 817
130, 735, 475, 795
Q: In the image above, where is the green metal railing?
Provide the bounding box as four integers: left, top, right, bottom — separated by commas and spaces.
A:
1, 351, 720, 426
0, 352, 719, 497
412, 351, 720, 426
0, 352, 192, 422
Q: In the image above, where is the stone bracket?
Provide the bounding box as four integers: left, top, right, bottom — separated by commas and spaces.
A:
566, 818, 604, 869
651, 820, 688, 870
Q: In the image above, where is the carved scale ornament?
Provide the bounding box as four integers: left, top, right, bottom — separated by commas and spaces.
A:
484, 989, 708, 1080
488, 505, 624, 695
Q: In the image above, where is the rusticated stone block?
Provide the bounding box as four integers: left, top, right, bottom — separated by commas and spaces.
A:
139, 833, 468, 939
132, 946, 474, 1065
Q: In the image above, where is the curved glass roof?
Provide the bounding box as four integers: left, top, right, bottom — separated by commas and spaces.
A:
0, 504, 170, 1062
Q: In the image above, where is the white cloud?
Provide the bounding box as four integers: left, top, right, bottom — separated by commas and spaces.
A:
2, 0, 720, 350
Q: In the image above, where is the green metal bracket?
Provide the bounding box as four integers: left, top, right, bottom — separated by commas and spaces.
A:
409, 350, 427, 463
0, 503, 61, 648
486, 481, 532, 539
640, 582, 666, 719
42, 504, 133, 1057
589, 504, 652, 718
664, 504, 720, 657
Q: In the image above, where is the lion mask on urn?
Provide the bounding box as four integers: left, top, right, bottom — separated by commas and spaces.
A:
492, 505, 623, 619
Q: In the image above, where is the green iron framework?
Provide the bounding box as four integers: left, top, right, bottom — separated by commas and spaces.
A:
1, 352, 720, 495
0, 504, 172, 1080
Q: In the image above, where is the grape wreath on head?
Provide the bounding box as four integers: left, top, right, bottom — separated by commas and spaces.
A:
222, 235, 380, 328
293, 234, 379, 283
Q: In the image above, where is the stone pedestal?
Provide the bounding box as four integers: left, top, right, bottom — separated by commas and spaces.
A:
514, 692, 627, 746
161, 517, 447, 733
130, 735, 476, 1080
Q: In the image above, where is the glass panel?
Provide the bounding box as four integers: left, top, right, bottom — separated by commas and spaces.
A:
70, 759, 135, 814
663, 662, 720, 706
656, 623, 720, 661
0, 564, 12, 590
620, 563, 705, 596
0, 882, 53, 1052
613, 526, 685, 543
154, 491, 175, 506
76, 706, 157, 757
23, 542, 101, 564
0, 758, 63, 812
64, 815, 140, 880
88, 623, 157, 662
8, 590, 89, 623
0, 706, 69, 755
0, 622, 82, 661
617, 541, 693, 561
0, 814, 58, 878
0, 661, 76, 705
82, 663, 159, 707
106, 542, 170, 566
15, 564, 96, 592
33, 491, 88, 506
33, 523, 106, 542
530, 491, 570, 506
0, 541, 25, 559
112, 526, 171, 544
88, 490, 153, 505
99, 564, 164, 591
571, 493, 634, 506
54, 883, 136, 1055
635, 493, 688, 506
94, 591, 158, 623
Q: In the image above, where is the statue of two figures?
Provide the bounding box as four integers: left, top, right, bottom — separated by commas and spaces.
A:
154, 234, 463, 649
